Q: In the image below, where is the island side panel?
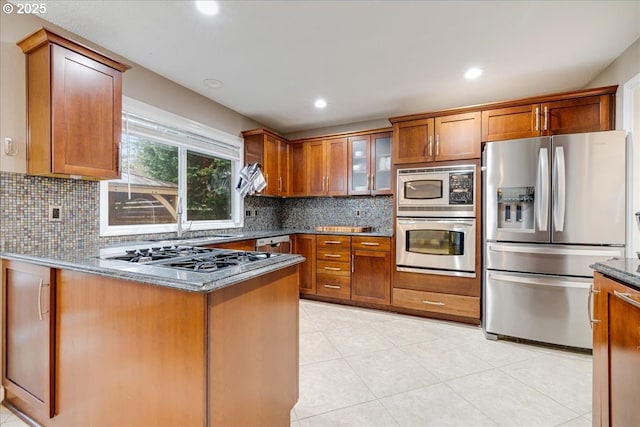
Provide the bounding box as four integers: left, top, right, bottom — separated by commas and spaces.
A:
52, 270, 207, 427
208, 265, 299, 427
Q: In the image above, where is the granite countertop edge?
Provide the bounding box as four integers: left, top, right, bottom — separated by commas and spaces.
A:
0, 228, 389, 293
591, 257, 640, 291
0, 251, 305, 293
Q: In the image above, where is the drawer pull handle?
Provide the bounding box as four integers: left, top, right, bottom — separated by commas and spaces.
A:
422, 300, 445, 306
323, 267, 341, 271
361, 242, 380, 246
37, 279, 44, 321
614, 291, 640, 310
324, 254, 341, 258
323, 285, 341, 289
324, 241, 342, 244
588, 285, 600, 327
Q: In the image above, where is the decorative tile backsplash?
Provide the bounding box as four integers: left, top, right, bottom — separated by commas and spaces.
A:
0, 171, 392, 253
281, 196, 393, 232
0, 171, 100, 253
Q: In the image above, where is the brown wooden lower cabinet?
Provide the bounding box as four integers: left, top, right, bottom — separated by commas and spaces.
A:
592, 272, 640, 427
293, 234, 316, 295
351, 236, 391, 305
2, 260, 299, 427
204, 238, 256, 251
392, 288, 480, 319
2, 260, 55, 420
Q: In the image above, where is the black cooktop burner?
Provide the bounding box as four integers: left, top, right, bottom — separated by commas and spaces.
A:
162, 251, 274, 272
108, 246, 216, 263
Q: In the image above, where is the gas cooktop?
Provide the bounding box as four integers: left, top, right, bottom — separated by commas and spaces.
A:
107, 245, 216, 263
101, 245, 281, 273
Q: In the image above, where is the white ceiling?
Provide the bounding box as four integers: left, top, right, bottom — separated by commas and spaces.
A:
26, 0, 640, 134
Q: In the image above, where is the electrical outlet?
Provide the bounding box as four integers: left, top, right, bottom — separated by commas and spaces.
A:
245, 210, 251, 217
49, 205, 62, 221
254, 210, 258, 216
356, 210, 360, 216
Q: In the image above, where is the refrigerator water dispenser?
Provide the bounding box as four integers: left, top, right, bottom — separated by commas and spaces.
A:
497, 186, 534, 231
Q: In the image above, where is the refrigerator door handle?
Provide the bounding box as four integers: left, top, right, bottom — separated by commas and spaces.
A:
554, 146, 566, 232
489, 272, 590, 290
487, 243, 623, 257
536, 147, 549, 231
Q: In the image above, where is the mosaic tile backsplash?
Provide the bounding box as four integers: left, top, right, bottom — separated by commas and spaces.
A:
1, 171, 392, 252
281, 196, 393, 232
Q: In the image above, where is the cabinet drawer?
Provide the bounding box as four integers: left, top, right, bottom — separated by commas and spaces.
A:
317, 260, 351, 276
317, 249, 350, 260
393, 288, 479, 318
352, 236, 390, 252
317, 235, 351, 250
316, 274, 351, 299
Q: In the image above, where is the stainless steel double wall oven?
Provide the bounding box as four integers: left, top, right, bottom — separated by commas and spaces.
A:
396, 164, 477, 277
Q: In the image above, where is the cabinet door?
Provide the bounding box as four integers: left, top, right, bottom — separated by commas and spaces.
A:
434, 112, 481, 161
277, 139, 290, 196
393, 118, 434, 164
52, 44, 122, 179
351, 250, 390, 305
348, 135, 371, 195
326, 138, 348, 196
541, 95, 612, 136
263, 135, 279, 195
481, 104, 541, 142
307, 141, 325, 196
608, 286, 640, 427
289, 143, 308, 196
371, 132, 392, 195
293, 234, 316, 294
2, 260, 55, 418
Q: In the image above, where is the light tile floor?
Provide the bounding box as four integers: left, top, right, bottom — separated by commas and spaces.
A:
0, 299, 593, 427
292, 299, 592, 427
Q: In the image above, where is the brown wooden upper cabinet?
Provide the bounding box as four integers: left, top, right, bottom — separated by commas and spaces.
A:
289, 143, 308, 197
348, 132, 392, 195
17, 28, 129, 180
242, 129, 290, 197
307, 138, 348, 196
392, 112, 480, 164
481, 91, 614, 142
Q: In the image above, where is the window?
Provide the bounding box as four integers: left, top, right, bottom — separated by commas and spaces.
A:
100, 98, 243, 236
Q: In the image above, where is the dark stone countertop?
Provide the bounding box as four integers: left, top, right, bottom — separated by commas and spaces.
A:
591, 257, 640, 292
0, 228, 392, 293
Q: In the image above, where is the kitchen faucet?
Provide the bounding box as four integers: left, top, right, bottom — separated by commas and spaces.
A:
176, 197, 192, 238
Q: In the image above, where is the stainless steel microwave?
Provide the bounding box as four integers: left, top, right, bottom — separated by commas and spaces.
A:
396, 164, 476, 217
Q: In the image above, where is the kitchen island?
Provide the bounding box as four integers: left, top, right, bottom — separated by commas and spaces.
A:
1, 242, 304, 427
590, 258, 640, 427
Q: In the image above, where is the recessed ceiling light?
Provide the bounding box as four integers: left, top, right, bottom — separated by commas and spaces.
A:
195, 1, 219, 16
465, 67, 483, 80
203, 78, 224, 89
314, 99, 327, 109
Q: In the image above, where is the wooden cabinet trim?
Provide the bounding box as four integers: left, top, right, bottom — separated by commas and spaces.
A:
389, 85, 617, 123
17, 27, 129, 72
289, 127, 392, 144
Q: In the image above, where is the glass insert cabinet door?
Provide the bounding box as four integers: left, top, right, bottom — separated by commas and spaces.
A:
348, 132, 392, 195
407, 229, 465, 256
373, 133, 392, 194
350, 137, 369, 193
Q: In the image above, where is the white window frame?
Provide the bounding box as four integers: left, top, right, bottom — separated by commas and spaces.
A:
100, 97, 244, 237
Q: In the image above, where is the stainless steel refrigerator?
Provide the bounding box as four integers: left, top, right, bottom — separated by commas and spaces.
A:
483, 130, 626, 349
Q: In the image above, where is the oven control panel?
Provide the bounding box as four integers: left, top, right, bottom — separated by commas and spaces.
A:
449, 172, 474, 204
